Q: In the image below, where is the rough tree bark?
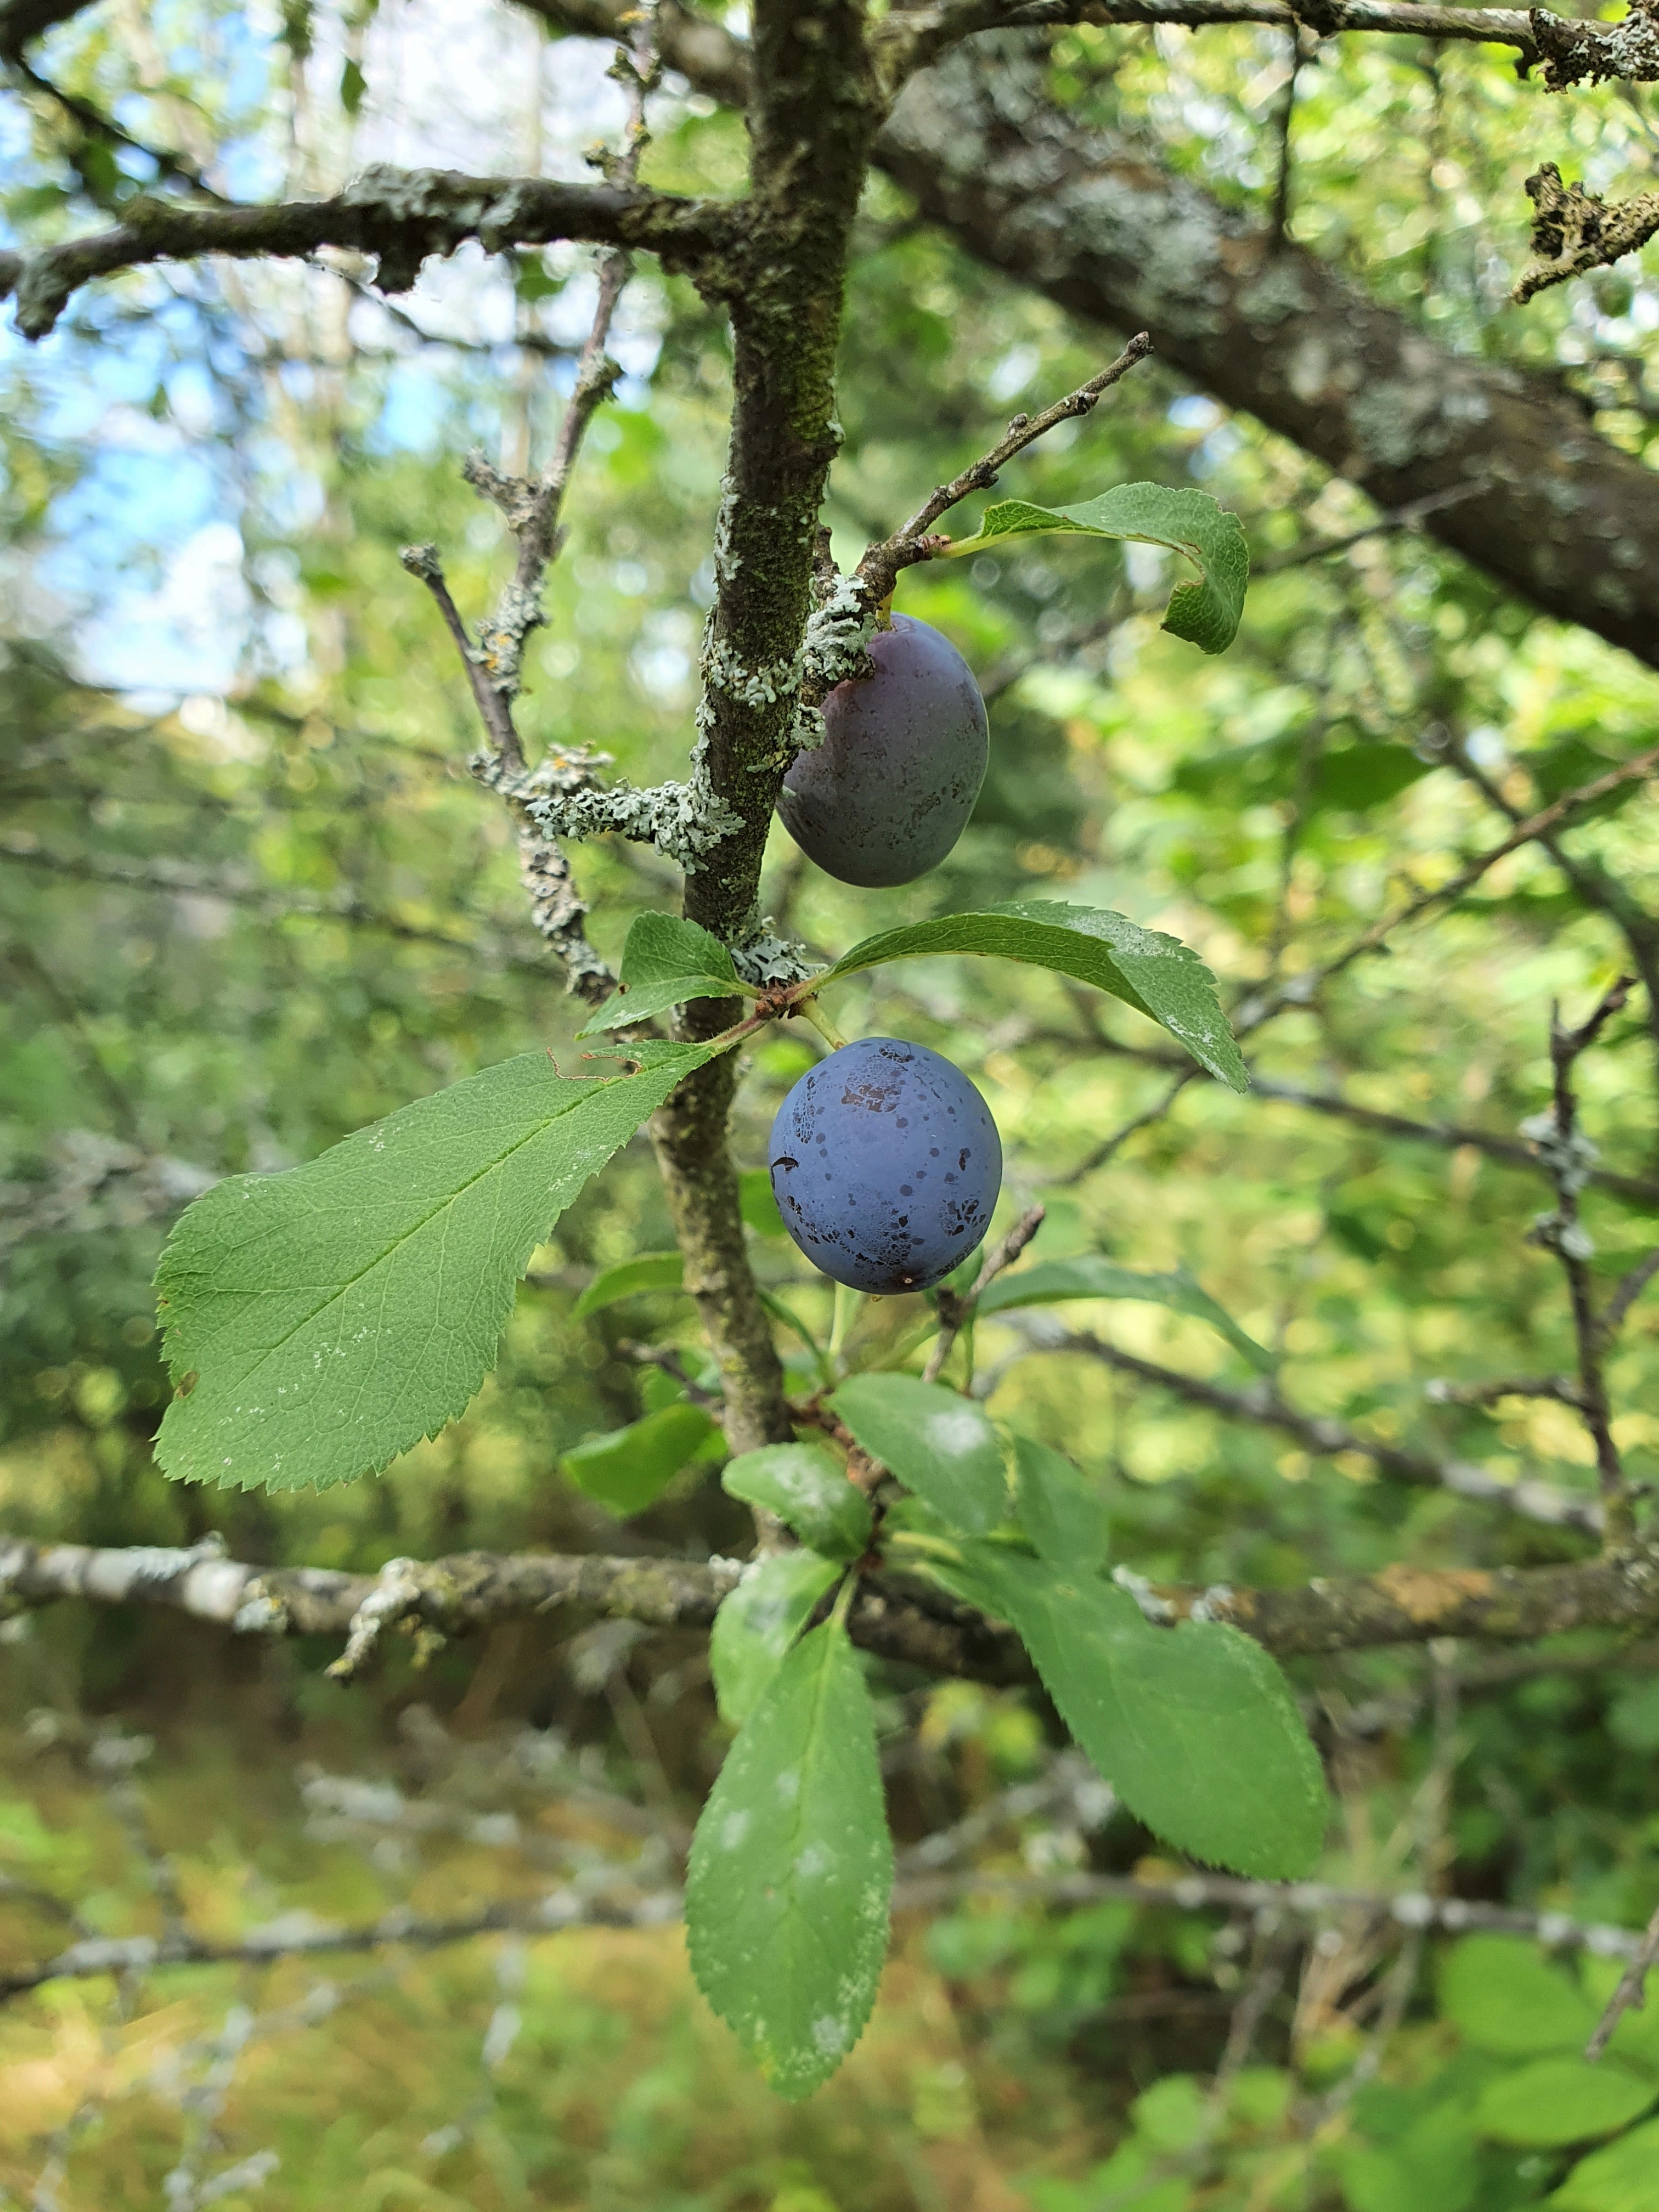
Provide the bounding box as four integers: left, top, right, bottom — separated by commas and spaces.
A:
643, 2, 885, 1458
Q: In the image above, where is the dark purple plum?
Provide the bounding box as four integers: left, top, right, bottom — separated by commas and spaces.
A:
778, 614, 989, 888
768, 1037, 1002, 1294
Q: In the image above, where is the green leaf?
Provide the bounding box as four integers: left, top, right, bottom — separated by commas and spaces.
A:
723, 1445, 873, 1561
1338, 2104, 1478, 2212
940, 483, 1249, 656
739, 1167, 787, 1239
979, 1257, 1272, 1372
561, 1401, 717, 1516
1551, 2114, 1659, 2210
938, 1547, 1327, 1877
339, 55, 366, 114
1439, 1936, 1598, 2057
154, 1044, 718, 1493
709, 1549, 843, 1725
573, 1250, 686, 1318
686, 1619, 893, 2098
819, 902, 1246, 1091
1476, 2057, 1655, 2149
1011, 1435, 1107, 1571
578, 913, 751, 1035
829, 1374, 1006, 1534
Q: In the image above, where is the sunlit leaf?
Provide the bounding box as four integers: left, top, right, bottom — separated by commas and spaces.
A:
941, 482, 1248, 654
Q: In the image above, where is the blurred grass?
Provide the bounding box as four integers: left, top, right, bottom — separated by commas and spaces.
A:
0, 1729, 1092, 2212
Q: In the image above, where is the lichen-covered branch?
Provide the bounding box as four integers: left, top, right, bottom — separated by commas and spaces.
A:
1513, 161, 1659, 303
7, 1858, 1654, 2002
1, 166, 742, 340
877, 0, 1547, 76
11, 1529, 1659, 1669
530, 2, 1659, 667
394, 21, 672, 1002
645, 2, 886, 1458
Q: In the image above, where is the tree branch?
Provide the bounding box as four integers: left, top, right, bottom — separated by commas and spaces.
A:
7, 1858, 1655, 2002
1, 168, 742, 339
1526, 980, 1640, 1543
1587, 1900, 1659, 2061
923, 1203, 1047, 1383
1028, 1013, 1659, 1209
879, 0, 1551, 75
1237, 742, 1659, 1037
0, 0, 98, 55
12, 1527, 1659, 1667
529, 4, 1659, 668
1002, 1321, 1604, 1533
641, 2, 886, 1462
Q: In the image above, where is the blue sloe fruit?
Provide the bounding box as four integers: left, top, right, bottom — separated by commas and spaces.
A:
778, 614, 989, 888
768, 1037, 1002, 1294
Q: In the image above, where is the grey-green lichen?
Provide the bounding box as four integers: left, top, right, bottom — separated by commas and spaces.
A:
729, 923, 817, 988
479, 742, 742, 876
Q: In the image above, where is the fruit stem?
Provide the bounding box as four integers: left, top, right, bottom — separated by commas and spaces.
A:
829, 1280, 862, 1367
797, 996, 849, 1052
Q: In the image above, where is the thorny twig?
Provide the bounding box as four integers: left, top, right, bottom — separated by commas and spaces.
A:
922, 1202, 1046, 1383
1524, 979, 1639, 1544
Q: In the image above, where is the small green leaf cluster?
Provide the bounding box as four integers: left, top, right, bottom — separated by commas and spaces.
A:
685, 1378, 1325, 2098
988, 1932, 1659, 2210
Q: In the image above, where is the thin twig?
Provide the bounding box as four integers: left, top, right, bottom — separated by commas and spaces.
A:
1036, 1008, 1659, 1207
1527, 981, 1639, 1544
1268, 31, 1303, 247
1425, 1374, 1585, 1410
1251, 480, 1488, 575
617, 1340, 726, 1409
1059, 1073, 1194, 1186
1587, 1900, 1659, 2060
922, 1203, 1047, 1383
1606, 1248, 1659, 1336
1237, 742, 1659, 1037
397, 11, 664, 1002
995, 1317, 1603, 1533
856, 337, 1154, 605
9, 1861, 1658, 2001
